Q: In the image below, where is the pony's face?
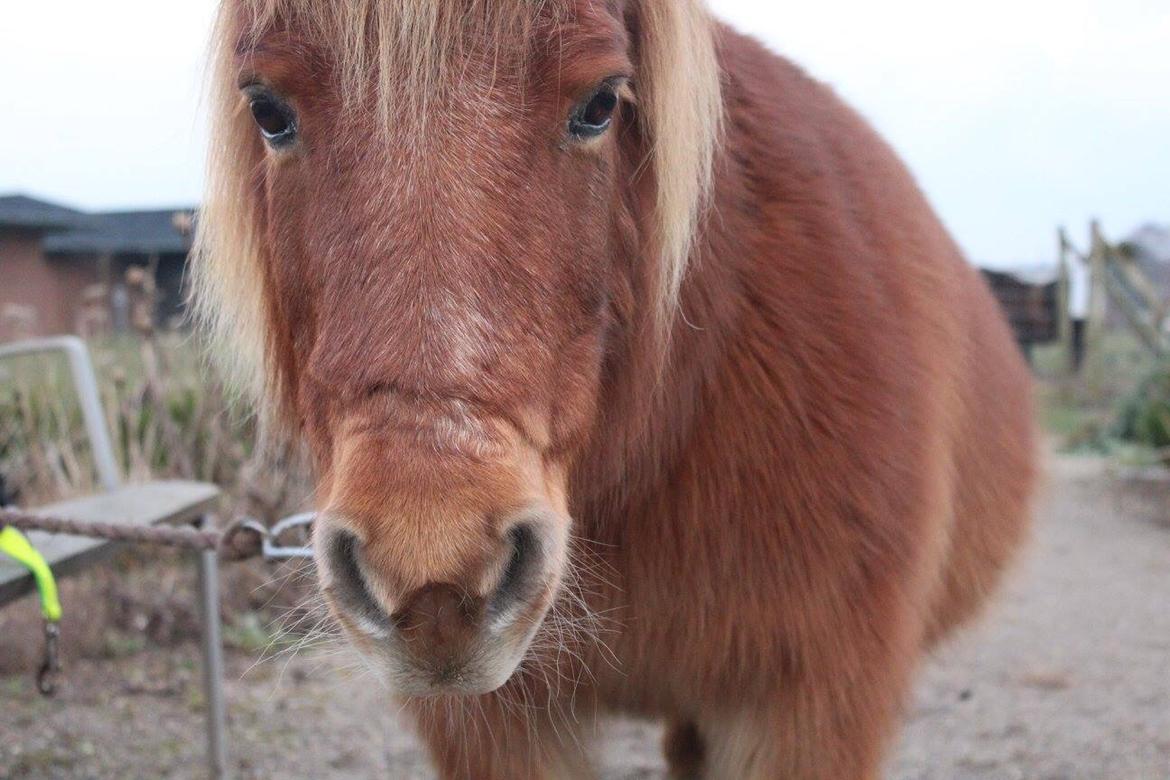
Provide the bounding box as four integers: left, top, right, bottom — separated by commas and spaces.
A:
227, 3, 638, 695
201, 0, 719, 697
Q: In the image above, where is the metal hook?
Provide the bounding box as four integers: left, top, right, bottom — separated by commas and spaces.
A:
37, 621, 61, 697
262, 512, 315, 560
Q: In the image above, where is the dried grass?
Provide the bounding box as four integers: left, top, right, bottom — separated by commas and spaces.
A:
0, 266, 318, 672
0, 268, 306, 517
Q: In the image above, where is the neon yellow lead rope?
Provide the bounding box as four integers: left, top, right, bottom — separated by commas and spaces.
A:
0, 526, 62, 622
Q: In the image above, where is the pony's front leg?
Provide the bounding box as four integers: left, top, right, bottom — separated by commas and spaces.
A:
406, 690, 595, 780
692, 655, 914, 780
695, 700, 892, 780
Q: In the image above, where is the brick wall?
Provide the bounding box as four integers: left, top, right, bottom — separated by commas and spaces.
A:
0, 230, 99, 337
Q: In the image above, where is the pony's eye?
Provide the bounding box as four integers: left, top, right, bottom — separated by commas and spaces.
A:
568, 82, 621, 140
246, 90, 297, 147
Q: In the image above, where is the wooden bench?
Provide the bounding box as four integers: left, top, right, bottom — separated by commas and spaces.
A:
1, 337, 229, 778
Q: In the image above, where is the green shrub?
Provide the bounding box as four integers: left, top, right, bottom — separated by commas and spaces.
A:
1115, 362, 1170, 460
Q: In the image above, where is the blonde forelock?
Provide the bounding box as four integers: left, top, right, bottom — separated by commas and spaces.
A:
192, 0, 722, 413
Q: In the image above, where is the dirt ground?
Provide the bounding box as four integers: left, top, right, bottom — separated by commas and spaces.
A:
1, 453, 1168, 779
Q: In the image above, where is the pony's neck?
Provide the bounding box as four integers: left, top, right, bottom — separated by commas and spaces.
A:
571, 199, 740, 524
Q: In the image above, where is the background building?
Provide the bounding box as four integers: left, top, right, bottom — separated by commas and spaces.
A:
0, 194, 194, 339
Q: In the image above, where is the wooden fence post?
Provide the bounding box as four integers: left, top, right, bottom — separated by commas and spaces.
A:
1086, 221, 1109, 398
1057, 228, 1073, 374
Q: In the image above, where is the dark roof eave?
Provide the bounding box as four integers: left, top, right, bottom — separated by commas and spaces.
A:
43, 240, 192, 256
0, 218, 83, 232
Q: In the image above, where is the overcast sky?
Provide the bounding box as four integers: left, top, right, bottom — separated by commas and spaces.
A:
0, 0, 1166, 267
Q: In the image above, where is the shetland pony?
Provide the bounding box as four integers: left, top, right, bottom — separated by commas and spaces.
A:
194, 1, 1036, 776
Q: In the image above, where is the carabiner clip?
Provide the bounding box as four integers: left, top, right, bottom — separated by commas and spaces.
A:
37, 621, 61, 697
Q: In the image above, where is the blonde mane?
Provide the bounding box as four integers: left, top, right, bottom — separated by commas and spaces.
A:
191, 0, 723, 412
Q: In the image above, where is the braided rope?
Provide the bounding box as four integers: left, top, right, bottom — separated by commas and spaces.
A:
0, 509, 265, 561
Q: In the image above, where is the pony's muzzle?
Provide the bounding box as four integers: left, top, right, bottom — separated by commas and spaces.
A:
317, 513, 562, 695
390, 522, 544, 657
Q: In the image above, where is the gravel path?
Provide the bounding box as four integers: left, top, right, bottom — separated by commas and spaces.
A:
2, 454, 1168, 779
893, 456, 1170, 780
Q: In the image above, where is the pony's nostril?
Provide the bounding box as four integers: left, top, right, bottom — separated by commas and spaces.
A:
489, 522, 543, 620
326, 530, 388, 629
